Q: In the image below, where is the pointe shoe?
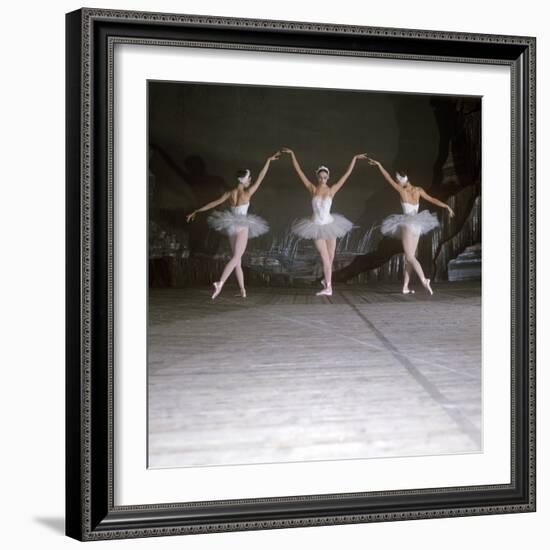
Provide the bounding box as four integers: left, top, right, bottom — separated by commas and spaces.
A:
316, 285, 332, 296
422, 278, 433, 296
211, 281, 223, 299
402, 288, 415, 295
234, 288, 247, 298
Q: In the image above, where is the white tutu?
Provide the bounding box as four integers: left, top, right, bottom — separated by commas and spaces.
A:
291, 213, 353, 240
291, 194, 353, 240
381, 209, 439, 238
207, 203, 269, 238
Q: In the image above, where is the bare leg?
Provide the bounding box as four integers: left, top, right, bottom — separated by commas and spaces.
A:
314, 239, 332, 295
402, 256, 415, 293
228, 233, 246, 296
402, 228, 432, 295
212, 228, 249, 299
322, 238, 336, 288
326, 238, 336, 266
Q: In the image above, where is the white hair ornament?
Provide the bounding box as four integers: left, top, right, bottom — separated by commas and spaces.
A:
238, 169, 251, 184
315, 165, 330, 176
396, 172, 409, 186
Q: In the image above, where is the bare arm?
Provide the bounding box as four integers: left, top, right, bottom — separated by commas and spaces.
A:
367, 158, 402, 193
247, 152, 280, 196
281, 148, 315, 193
418, 188, 455, 217
186, 191, 230, 222
330, 153, 368, 195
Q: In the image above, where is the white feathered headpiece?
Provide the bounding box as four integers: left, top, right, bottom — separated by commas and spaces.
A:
238, 169, 251, 184
396, 172, 409, 186
315, 165, 330, 176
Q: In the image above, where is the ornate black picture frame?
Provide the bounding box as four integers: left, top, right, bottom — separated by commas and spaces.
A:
65, 7, 536, 541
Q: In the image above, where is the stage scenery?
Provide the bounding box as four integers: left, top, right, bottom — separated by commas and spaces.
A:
147, 80, 482, 469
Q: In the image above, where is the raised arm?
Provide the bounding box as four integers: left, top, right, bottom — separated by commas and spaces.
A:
247, 152, 280, 196
281, 148, 315, 193
186, 191, 230, 222
330, 153, 368, 195
418, 188, 455, 217
367, 158, 402, 193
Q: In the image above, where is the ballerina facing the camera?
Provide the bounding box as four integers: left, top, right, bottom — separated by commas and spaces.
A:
281, 147, 368, 296
186, 151, 280, 299
367, 157, 455, 295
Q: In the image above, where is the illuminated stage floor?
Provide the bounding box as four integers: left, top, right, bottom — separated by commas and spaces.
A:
147, 282, 481, 468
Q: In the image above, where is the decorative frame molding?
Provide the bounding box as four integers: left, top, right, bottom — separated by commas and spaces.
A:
66, 7, 536, 541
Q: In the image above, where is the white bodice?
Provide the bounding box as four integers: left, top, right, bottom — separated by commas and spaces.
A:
230, 203, 250, 215
401, 201, 419, 215
311, 196, 334, 225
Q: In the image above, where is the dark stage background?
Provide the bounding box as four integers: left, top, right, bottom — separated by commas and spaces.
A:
148, 81, 481, 287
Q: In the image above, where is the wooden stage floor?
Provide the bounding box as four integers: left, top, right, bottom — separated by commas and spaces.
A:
147, 281, 481, 468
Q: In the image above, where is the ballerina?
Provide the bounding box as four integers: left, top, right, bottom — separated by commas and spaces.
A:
367, 157, 455, 295
186, 151, 280, 299
281, 148, 368, 296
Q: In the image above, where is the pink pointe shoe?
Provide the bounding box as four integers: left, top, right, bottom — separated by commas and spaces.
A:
211, 281, 223, 299
316, 284, 332, 297
234, 288, 247, 298
402, 288, 415, 295
422, 278, 433, 296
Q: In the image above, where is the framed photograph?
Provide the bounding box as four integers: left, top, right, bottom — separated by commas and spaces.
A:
65, 7, 536, 541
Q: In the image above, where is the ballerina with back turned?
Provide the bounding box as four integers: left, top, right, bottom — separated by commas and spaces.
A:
186, 151, 280, 299
367, 158, 454, 295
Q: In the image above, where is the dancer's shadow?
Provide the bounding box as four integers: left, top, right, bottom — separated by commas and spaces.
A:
149, 145, 226, 257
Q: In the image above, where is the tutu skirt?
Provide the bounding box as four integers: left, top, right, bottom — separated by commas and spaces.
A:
207, 210, 269, 238
381, 210, 439, 238
291, 213, 353, 240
